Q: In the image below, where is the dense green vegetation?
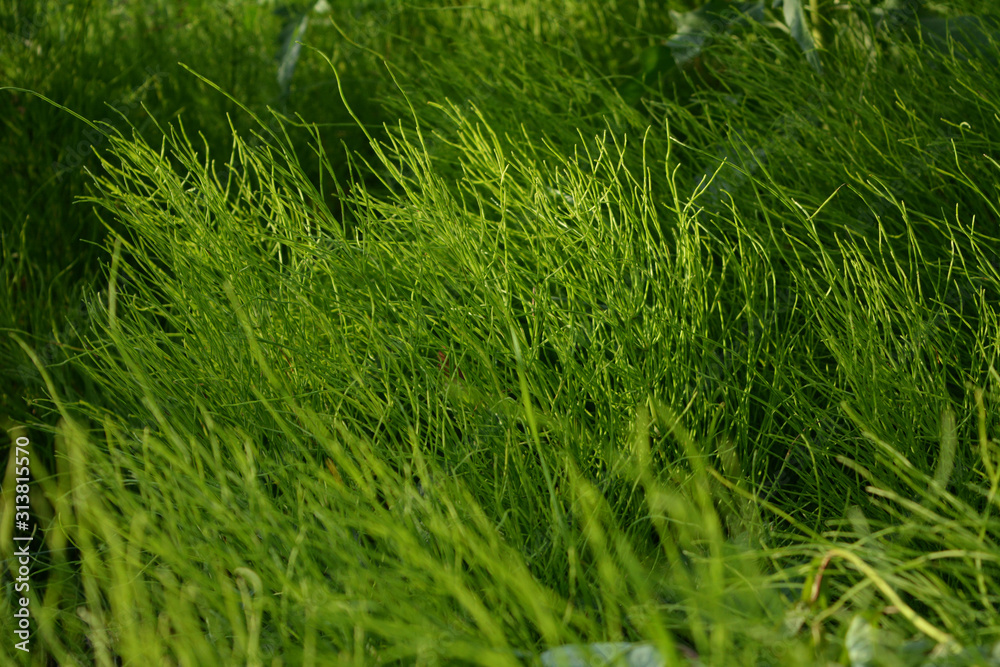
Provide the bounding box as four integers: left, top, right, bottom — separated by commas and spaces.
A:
3, 0, 1000, 664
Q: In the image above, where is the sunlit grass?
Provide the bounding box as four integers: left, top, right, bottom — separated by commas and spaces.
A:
3, 1, 1000, 664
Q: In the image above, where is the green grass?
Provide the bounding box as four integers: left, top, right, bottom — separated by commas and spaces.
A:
3, 0, 1000, 664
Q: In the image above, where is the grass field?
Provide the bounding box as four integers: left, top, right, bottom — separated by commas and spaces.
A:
3, 0, 1000, 664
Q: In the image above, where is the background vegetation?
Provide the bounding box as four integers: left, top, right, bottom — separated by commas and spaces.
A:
3, 0, 1000, 664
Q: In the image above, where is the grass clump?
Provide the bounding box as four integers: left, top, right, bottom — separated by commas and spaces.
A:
4, 0, 1000, 664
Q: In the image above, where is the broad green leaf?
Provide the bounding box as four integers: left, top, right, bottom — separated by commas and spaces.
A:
665, 2, 765, 67
780, 0, 822, 73
276, 7, 310, 97
540, 643, 666, 667
783, 600, 810, 636
845, 615, 876, 667
274, 0, 334, 98
665, 7, 711, 67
